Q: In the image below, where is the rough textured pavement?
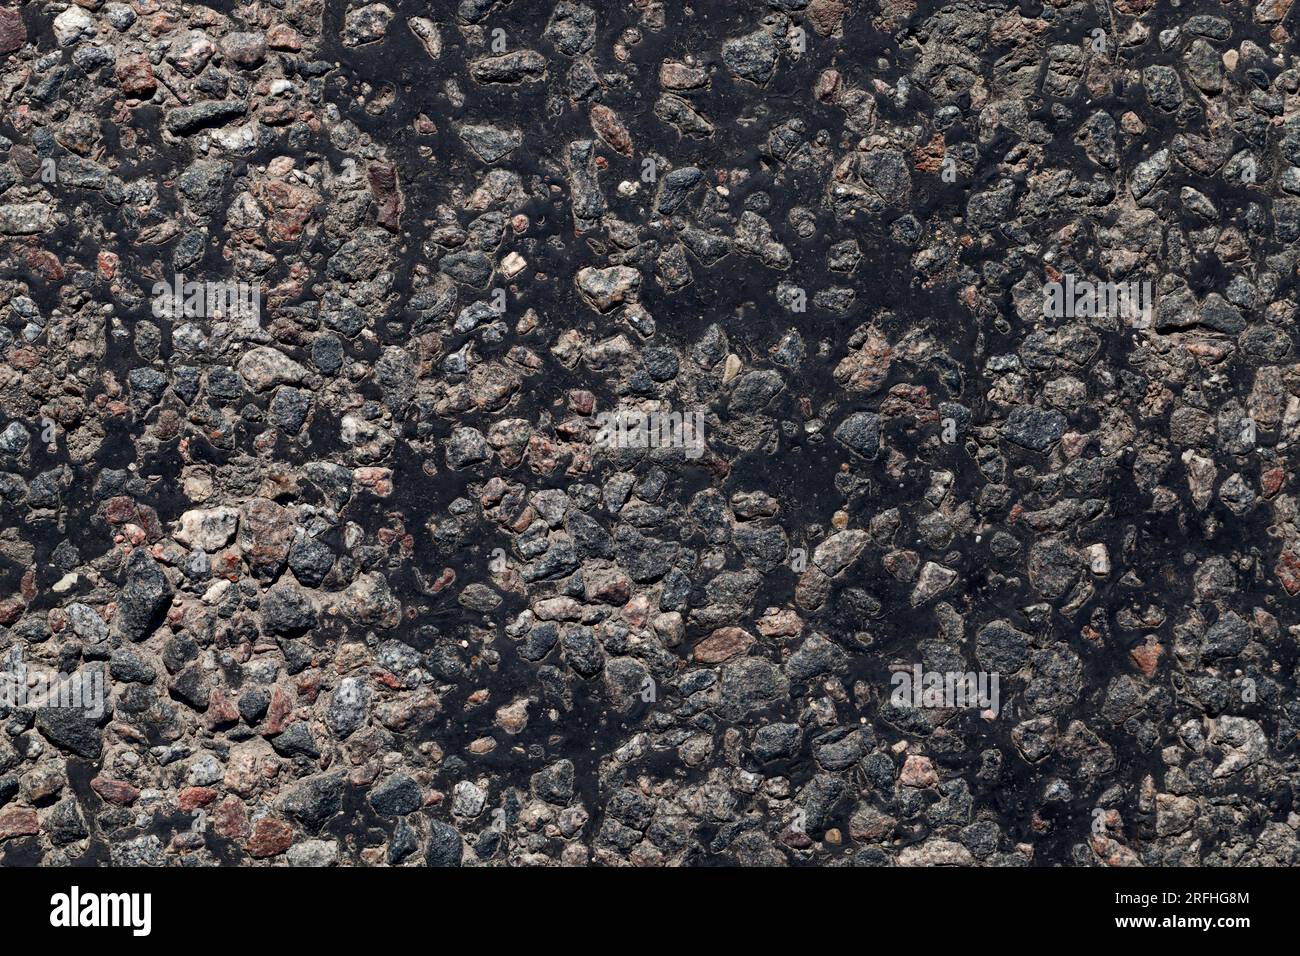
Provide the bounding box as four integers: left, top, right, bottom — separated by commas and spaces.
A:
0, 0, 1299, 867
